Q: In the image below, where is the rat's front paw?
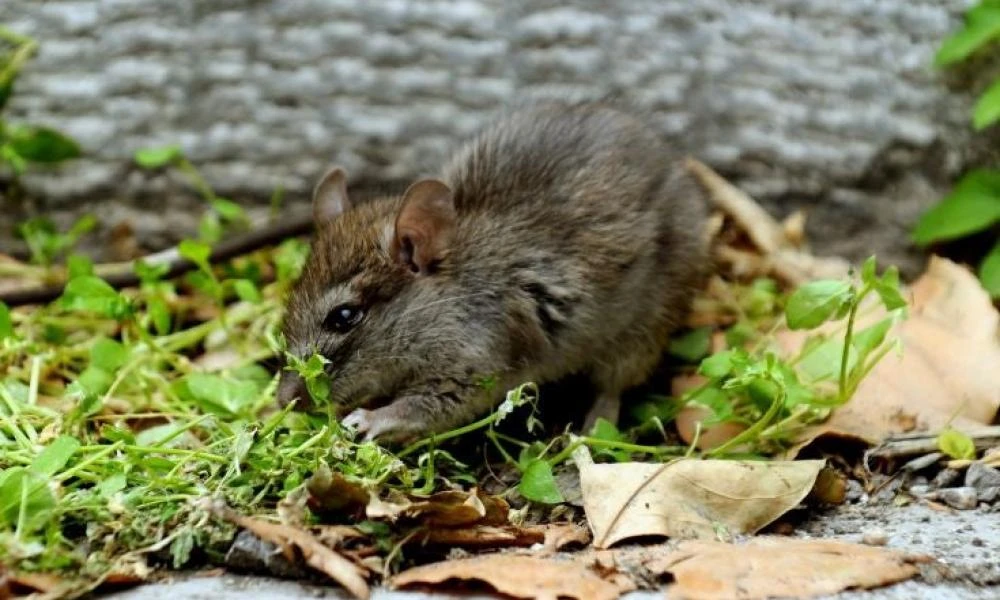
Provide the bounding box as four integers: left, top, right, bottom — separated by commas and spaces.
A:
341, 405, 424, 443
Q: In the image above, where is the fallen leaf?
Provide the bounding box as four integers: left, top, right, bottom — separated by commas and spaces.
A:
407, 489, 509, 527
542, 522, 592, 553
647, 537, 931, 600
392, 554, 622, 600
574, 447, 824, 547
211, 503, 370, 600
365, 488, 509, 527
787, 257, 1000, 455
4, 571, 68, 597
413, 525, 545, 548
306, 467, 371, 515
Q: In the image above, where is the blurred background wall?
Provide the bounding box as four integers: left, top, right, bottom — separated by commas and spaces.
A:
1, 0, 989, 273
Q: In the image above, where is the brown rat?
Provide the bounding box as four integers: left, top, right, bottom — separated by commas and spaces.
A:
277, 99, 709, 442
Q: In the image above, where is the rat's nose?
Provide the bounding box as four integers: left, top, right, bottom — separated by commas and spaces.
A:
276, 370, 310, 409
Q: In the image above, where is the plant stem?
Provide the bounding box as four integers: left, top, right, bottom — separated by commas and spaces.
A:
838, 284, 870, 403
707, 381, 786, 457
398, 412, 499, 458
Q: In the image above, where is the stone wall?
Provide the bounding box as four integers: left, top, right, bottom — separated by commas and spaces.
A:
1, 0, 986, 273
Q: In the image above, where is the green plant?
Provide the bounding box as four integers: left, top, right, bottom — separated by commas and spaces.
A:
0, 28, 80, 175
675, 257, 906, 455
917, 1, 1000, 297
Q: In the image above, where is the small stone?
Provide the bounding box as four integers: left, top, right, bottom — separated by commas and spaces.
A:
977, 486, 1000, 503
903, 452, 943, 472
965, 462, 1000, 490
971, 538, 985, 547
908, 484, 930, 496
862, 528, 889, 546
935, 487, 979, 510
931, 468, 961, 489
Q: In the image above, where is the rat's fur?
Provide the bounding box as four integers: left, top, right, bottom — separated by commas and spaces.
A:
278, 99, 708, 441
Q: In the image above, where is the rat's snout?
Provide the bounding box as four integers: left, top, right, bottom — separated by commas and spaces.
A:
276, 369, 311, 409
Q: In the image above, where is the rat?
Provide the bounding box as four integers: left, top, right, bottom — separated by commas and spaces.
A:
276, 99, 709, 442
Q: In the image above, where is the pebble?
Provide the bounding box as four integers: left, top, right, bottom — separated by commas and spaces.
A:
908, 484, 930, 496
931, 468, 961, 489
935, 487, 979, 510
965, 462, 1000, 490
978, 486, 1000, 503
862, 527, 889, 546
903, 452, 943, 472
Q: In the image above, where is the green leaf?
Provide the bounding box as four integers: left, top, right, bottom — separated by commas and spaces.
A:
743, 278, 779, 318
176, 373, 263, 417
30, 436, 80, 476
98, 473, 127, 498
875, 266, 907, 311
306, 376, 331, 404
147, 296, 172, 335
0, 302, 11, 340
0, 467, 55, 533
860, 256, 877, 286
170, 528, 196, 568
912, 170, 1000, 245
517, 459, 563, 504
60, 276, 131, 319
232, 279, 262, 303
516, 442, 548, 472
797, 335, 856, 383
9, 126, 81, 163
935, 3, 1000, 66
74, 366, 113, 397
588, 418, 631, 461
134, 259, 170, 283
685, 384, 734, 424
134, 145, 182, 169
699, 350, 735, 379
178, 239, 212, 270
784, 280, 854, 330
974, 78, 1000, 130
851, 317, 894, 358
198, 213, 222, 245
0, 80, 13, 112
0, 145, 27, 174
211, 198, 247, 223
274, 239, 310, 283
66, 254, 94, 278
91, 337, 128, 371
937, 428, 976, 460
979, 240, 1000, 298
668, 327, 712, 362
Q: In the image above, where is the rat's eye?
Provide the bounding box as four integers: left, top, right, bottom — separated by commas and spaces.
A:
323, 304, 364, 333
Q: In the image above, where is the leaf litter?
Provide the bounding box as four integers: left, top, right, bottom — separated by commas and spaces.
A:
1, 156, 998, 599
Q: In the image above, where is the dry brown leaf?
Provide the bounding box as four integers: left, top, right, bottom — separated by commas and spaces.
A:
414, 524, 546, 548
392, 554, 623, 600
787, 257, 1000, 455
213, 505, 370, 600
647, 537, 931, 600
306, 468, 371, 515
407, 489, 509, 527
365, 488, 509, 527
542, 522, 592, 553
575, 448, 824, 548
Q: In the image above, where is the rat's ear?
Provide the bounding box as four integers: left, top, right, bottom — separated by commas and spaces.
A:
392, 178, 455, 275
312, 166, 351, 222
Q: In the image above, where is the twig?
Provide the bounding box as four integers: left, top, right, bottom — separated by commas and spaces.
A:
0, 213, 313, 306
865, 426, 1000, 466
